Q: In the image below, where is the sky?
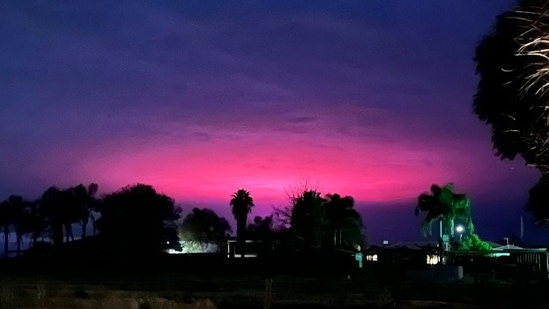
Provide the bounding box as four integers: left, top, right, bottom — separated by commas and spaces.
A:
1, 1, 545, 245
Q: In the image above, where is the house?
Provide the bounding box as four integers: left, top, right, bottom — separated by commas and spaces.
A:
366, 240, 549, 281
452, 243, 549, 279
365, 241, 442, 266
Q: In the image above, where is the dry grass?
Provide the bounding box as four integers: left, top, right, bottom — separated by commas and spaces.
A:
0, 272, 544, 309
0, 280, 218, 309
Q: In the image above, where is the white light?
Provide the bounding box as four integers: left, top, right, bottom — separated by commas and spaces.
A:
456, 225, 464, 233
426, 254, 440, 265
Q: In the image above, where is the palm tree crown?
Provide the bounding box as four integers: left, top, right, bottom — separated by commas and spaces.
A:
415, 183, 473, 237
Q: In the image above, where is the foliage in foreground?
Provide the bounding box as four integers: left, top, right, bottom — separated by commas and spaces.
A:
95, 184, 181, 255
415, 183, 473, 237
474, 0, 549, 223
456, 233, 492, 251
179, 207, 232, 252
289, 190, 365, 251
415, 183, 491, 250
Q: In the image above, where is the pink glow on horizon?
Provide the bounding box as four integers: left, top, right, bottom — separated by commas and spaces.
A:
41, 114, 538, 211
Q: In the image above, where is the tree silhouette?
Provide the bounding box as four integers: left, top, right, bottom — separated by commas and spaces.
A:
180, 208, 231, 252
415, 183, 473, 238
474, 1, 549, 222
274, 179, 319, 228
474, 0, 549, 171
8, 195, 30, 256
23, 200, 45, 247
39, 186, 68, 246
247, 215, 276, 256
70, 183, 98, 239
230, 189, 254, 257
247, 215, 273, 239
528, 174, 549, 224
325, 193, 364, 249
290, 190, 327, 250
95, 184, 180, 256
0, 200, 13, 257
287, 191, 365, 252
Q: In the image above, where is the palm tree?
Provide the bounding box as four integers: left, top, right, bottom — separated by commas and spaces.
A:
230, 189, 254, 257
0, 200, 12, 258
325, 193, 363, 249
61, 188, 78, 243
40, 186, 65, 246
8, 195, 29, 256
415, 183, 473, 243
25, 200, 45, 246
72, 183, 98, 239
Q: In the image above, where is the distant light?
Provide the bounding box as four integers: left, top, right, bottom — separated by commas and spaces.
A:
456, 225, 464, 233
166, 249, 183, 254
426, 254, 440, 265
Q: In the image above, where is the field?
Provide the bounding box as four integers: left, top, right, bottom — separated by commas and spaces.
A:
0, 255, 548, 309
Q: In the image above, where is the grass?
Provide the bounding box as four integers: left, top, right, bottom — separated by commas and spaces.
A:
0, 264, 548, 309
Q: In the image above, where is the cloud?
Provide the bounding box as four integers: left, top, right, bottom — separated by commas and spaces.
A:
0, 0, 536, 220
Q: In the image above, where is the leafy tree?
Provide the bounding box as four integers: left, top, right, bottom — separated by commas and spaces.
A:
474, 1, 549, 222
180, 208, 231, 252
275, 179, 319, 228
230, 189, 254, 257
39, 186, 72, 245
70, 183, 98, 239
96, 184, 180, 255
287, 190, 365, 251
456, 234, 492, 251
247, 215, 273, 240
415, 183, 494, 252
325, 193, 364, 249
474, 0, 549, 171
247, 215, 277, 256
290, 190, 327, 250
415, 183, 473, 238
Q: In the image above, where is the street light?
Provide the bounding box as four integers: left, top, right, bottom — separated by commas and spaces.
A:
456, 225, 464, 241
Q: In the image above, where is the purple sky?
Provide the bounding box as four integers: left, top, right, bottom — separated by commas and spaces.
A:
1, 1, 545, 244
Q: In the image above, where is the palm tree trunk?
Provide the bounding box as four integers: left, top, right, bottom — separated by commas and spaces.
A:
64, 224, 74, 242
237, 218, 246, 258
90, 213, 96, 236
16, 233, 21, 256
81, 222, 87, 239
32, 230, 39, 246
438, 219, 443, 263
52, 223, 63, 246
3, 226, 8, 258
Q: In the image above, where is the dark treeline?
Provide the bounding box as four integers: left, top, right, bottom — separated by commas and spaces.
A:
0, 182, 366, 260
